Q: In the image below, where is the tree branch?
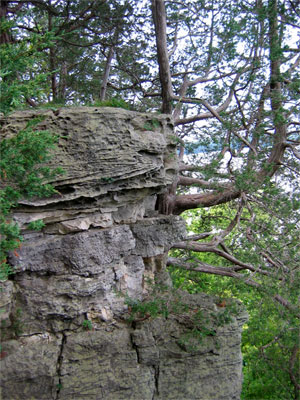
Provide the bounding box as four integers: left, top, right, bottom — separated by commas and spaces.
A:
172, 241, 258, 273
174, 89, 235, 125
178, 176, 228, 190
167, 257, 299, 316
173, 188, 241, 214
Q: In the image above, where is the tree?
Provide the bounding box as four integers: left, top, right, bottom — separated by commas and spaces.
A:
149, 0, 299, 397
150, 0, 299, 210
0, 0, 135, 106
147, 0, 299, 307
0, 117, 63, 279
168, 200, 299, 398
0, 7, 63, 276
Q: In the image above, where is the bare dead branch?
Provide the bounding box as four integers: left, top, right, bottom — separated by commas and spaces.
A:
171, 240, 258, 273
174, 87, 235, 125
167, 256, 241, 277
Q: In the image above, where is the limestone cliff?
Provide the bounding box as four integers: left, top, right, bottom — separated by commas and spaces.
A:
0, 107, 247, 400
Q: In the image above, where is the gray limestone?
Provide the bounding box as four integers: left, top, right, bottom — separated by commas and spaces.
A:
0, 107, 247, 400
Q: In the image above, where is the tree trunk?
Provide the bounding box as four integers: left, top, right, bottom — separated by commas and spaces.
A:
0, 1, 9, 44
48, 1, 57, 101
99, 45, 115, 101
173, 188, 241, 215
58, 61, 68, 101
151, 0, 173, 114
257, 0, 287, 180
0, 0, 19, 44
267, 0, 287, 166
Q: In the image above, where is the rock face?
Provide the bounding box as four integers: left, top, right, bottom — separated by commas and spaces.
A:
0, 107, 247, 400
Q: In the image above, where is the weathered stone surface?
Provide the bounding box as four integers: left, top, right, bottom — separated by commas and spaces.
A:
131, 216, 186, 257
5, 216, 185, 336
0, 108, 247, 400
0, 294, 247, 400
0, 334, 61, 400
57, 329, 155, 400
1, 107, 177, 232
0, 280, 14, 329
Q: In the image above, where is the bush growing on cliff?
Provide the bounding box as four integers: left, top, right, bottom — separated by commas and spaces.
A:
0, 119, 63, 279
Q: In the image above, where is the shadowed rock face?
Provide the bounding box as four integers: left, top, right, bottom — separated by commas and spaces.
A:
0, 108, 247, 400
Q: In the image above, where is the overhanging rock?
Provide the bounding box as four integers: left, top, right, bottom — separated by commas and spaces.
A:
1, 107, 177, 232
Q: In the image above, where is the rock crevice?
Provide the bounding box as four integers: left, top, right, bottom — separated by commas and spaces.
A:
55, 332, 67, 400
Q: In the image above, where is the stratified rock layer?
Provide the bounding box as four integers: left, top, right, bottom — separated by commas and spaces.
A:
0, 107, 247, 400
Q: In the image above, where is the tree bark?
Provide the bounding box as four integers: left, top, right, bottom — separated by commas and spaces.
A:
151, 0, 173, 114
99, 45, 115, 101
58, 61, 68, 101
267, 0, 287, 170
48, 1, 57, 101
173, 188, 241, 215
256, 0, 287, 181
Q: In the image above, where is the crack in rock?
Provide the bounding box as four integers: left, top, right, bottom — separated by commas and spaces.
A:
152, 364, 160, 400
55, 332, 67, 400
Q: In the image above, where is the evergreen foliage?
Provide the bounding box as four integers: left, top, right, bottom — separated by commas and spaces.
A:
0, 119, 63, 279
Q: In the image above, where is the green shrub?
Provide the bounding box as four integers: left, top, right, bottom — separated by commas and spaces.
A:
27, 219, 45, 231
0, 118, 63, 279
92, 98, 131, 110
82, 319, 93, 330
